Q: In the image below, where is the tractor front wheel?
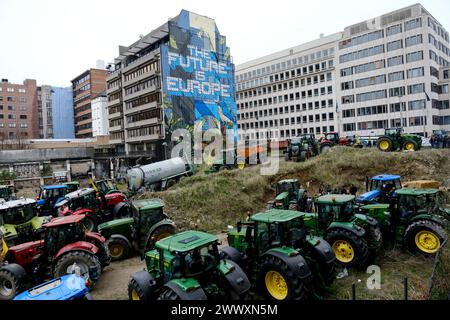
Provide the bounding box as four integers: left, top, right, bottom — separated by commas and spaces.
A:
377, 138, 393, 152
53, 251, 102, 284
146, 225, 176, 251
403, 140, 419, 152
128, 271, 157, 301
106, 237, 131, 261
258, 255, 308, 300
320, 144, 331, 154
83, 215, 97, 232
404, 220, 447, 255
0, 266, 26, 300
284, 153, 290, 162
326, 229, 369, 269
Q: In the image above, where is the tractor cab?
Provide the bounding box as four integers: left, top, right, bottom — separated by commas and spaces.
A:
145, 231, 221, 279
64, 182, 80, 194
42, 215, 88, 257
37, 185, 69, 215
270, 179, 306, 211
395, 188, 449, 220
0, 185, 16, 202
91, 179, 119, 195
55, 188, 100, 218
0, 199, 49, 246
323, 132, 340, 144
356, 174, 402, 205
314, 195, 356, 228
385, 128, 403, 137
244, 210, 307, 255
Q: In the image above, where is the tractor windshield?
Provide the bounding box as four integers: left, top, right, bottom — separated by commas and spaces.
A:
0, 205, 36, 225
68, 192, 98, 211
45, 223, 85, 255
370, 179, 402, 192
325, 134, 337, 141
41, 188, 67, 202
399, 194, 440, 217
175, 243, 219, 277
317, 201, 354, 225
291, 138, 301, 145
277, 182, 298, 195
0, 187, 12, 200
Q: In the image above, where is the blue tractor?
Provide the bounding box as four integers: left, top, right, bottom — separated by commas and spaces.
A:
14, 274, 92, 300
36, 185, 69, 217
356, 175, 402, 206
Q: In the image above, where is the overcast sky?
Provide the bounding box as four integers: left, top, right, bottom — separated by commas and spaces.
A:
0, 0, 449, 87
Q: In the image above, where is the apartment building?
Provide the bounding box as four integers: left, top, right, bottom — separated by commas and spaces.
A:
37, 85, 53, 139
107, 10, 236, 161
236, 3, 450, 140
91, 92, 109, 137
72, 69, 107, 138
0, 78, 38, 140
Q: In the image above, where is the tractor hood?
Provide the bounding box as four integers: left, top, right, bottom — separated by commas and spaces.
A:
98, 217, 134, 232
275, 192, 289, 202
356, 190, 380, 203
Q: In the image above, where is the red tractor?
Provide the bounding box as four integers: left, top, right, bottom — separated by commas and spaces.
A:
0, 214, 109, 300
319, 132, 361, 153
55, 188, 129, 232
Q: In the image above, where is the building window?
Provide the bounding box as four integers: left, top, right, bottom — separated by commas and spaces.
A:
407, 83, 425, 95
408, 100, 426, 110
386, 24, 402, 37
406, 51, 423, 63
404, 18, 422, 31
389, 87, 405, 97
387, 40, 403, 52
388, 71, 405, 82
355, 75, 386, 88
405, 34, 423, 47
387, 55, 404, 67
407, 67, 424, 79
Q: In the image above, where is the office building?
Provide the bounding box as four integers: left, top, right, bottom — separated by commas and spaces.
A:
107, 9, 236, 161
236, 3, 450, 139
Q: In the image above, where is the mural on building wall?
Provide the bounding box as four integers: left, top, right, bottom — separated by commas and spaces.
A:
161, 10, 237, 142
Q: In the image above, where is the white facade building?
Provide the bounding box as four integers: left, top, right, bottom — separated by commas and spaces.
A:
91, 94, 109, 137
236, 4, 450, 140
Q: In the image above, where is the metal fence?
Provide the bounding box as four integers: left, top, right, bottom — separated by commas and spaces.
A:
428, 238, 450, 300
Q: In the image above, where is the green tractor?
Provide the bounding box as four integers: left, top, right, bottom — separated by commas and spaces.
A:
302, 194, 383, 269
285, 137, 308, 162
0, 198, 51, 246
127, 230, 251, 301
267, 179, 307, 211
377, 128, 422, 152
97, 199, 176, 261
223, 209, 336, 300
0, 185, 16, 202
360, 188, 449, 255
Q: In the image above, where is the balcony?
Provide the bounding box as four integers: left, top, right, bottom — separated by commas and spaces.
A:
109, 125, 123, 132
107, 69, 120, 81
107, 98, 121, 107
107, 85, 121, 95
123, 70, 157, 86
108, 112, 122, 120
126, 117, 160, 129
126, 133, 160, 143
122, 49, 160, 73
109, 137, 125, 145
123, 85, 158, 102
124, 101, 159, 116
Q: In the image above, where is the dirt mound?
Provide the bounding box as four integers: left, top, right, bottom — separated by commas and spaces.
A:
138, 148, 450, 233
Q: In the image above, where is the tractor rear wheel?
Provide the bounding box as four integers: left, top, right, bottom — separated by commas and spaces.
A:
404, 220, 447, 255
157, 287, 181, 300
166, 179, 177, 190
106, 237, 131, 261
0, 266, 25, 300
258, 255, 308, 300
377, 138, 393, 152
146, 225, 176, 251
53, 251, 102, 283
284, 153, 290, 162
325, 229, 369, 269
403, 140, 419, 151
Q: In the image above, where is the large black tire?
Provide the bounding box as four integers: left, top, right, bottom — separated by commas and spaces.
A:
165, 179, 177, 190
53, 251, 102, 283
325, 229, 370, 269
404, 220, 447, 255
367, 225, 383, 256
128, 271, 157, 301
402, 140, 419, 151
96, 241, 111, 268
258, 255, 308, 300
83, 215, 98, 233
377, 137, 393, 152
146, 225, 176, 252
106, 237, 131, 261
220, 246, 245, 270
284, 153, 290, 162
0, 266, 26, 300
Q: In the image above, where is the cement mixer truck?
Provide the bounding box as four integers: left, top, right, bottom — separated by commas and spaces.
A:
127, 157, 193, 193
